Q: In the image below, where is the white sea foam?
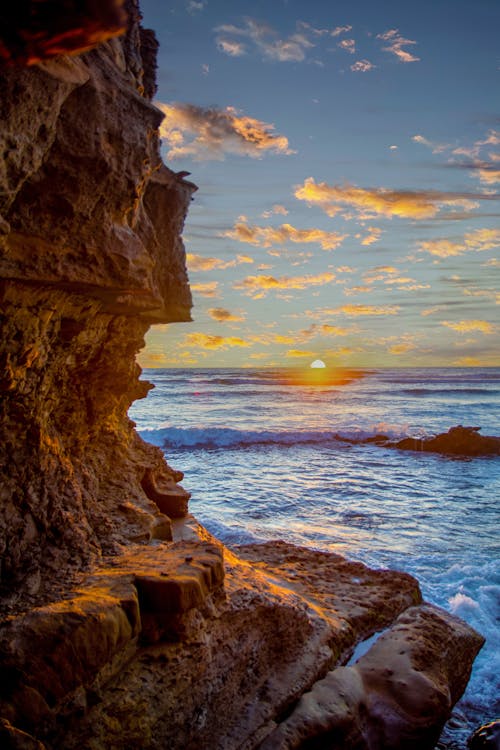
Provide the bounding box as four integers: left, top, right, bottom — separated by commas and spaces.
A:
139, 423, 412, 449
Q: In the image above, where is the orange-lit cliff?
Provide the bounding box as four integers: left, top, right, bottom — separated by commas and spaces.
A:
0, 3, 485, 749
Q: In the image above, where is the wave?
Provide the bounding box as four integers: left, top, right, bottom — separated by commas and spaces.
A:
139, 423, 413, 450
401, 388, 497, 396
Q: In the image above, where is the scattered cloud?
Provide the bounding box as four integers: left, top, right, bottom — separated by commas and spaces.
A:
286, 349, 315, 358
233, 272, 335, 298
201, 63, 210, 75
183, 333, 250, 350
187, 0, 206, 13
332, 304, 401, 316
187, 252, 254, 271
158, 102, 293, 160
190, 281, 219, 297
359, 226, 383, 245
338, 39, 356, 54
222, 219, 347, 250
350, 59, 375, 73
441, 320, 494, 334
215, 18, 315, 63
412, 134, 450, 154
331, 25, 353, 37
377, 29, 420, 63
418, 228, 500, 257
208, 307, 245, 322
294, 178, 487, 219
261, 204, 289, 218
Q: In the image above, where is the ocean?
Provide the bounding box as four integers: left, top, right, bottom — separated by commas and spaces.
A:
129, 367, 500, 747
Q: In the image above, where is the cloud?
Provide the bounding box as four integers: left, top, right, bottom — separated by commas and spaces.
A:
301, 323, 353, 338
190, 281, 219, 297
441, 320, 494, 334
359, 226, 383, 245
158, 102, 293, 160
208, 307, 245, 322
418, 228, 500, 257
187, 252, 254, 271
187, 253, 233, 271
183, 333, 250, 350
332, 304, 401, 316
294, 177, 487, 219
389, 342, 416, 355
261, 204, 289, 218
412, 134, 450, 154
187, 0, 206, 13
215, 18, 315, 63
222, 219, 347, 250
217, 39, 246, 56
331, 25, 353, 37
377, 29, 420, 63
286, 349, 315, 358
233, 272, 335, 298
338, 39, 356, 54
350, 59, 375, 72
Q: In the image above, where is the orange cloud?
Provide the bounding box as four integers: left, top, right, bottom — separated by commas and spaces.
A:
233, 272, 335, 298
389, 343, 416, 354
294, 178, 480, 219
208, 307, 245, 322
158, 102, 293, 160
338, 39, 356, 54
334, 304, 401, 316
286, 349, 315, 358
222, 220, 346, 250
261, 204, 289, 218
441, 320, 494, 334
360, 227, 383, 245
187, 253, 233, 271
418, 228, 500, 257
183, 333, 250, 350
190, 281, 219, 297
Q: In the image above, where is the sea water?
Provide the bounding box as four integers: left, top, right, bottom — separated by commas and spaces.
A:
129, 367, 500, 747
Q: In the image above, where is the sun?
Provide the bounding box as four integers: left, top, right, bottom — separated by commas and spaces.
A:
310, 359, 326, 369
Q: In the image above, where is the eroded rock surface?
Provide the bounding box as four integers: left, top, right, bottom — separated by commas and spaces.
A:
0, 0, 194, 606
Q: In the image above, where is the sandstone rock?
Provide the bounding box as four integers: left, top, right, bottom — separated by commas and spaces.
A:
0, 719, 46, 750
260, 604, 485, 750
468, 721, 500, 749
0, 0, 195, 606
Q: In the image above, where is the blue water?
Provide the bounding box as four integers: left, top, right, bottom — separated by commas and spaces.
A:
130, 367, 500, 745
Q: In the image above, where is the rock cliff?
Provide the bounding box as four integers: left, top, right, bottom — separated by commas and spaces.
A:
0, 3, 485, 749
0, 0, 194, 606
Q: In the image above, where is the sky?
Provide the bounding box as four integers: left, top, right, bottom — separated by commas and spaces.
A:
137, 0, 500, 369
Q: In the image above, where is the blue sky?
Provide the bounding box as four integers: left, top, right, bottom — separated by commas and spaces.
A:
138, 0, 499, 368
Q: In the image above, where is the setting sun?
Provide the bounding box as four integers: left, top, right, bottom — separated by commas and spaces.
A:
310, 359, 326, 369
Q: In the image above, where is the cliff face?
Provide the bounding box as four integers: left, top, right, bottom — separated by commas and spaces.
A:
0, 0, 194, 604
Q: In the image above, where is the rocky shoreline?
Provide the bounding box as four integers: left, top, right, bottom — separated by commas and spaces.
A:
0, 2, 492, 748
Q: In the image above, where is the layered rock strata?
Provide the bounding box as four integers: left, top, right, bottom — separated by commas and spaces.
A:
0, 0, 194, 606
0, 528, 484, 749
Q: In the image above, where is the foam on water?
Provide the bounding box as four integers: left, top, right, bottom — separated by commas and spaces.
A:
130, 367, 500, 745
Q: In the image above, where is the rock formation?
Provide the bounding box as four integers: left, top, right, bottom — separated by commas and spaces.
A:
0, 0, 194, 606
0, 3, 486, 749
391, 425, 500, 457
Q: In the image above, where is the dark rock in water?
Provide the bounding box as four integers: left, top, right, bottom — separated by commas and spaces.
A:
468, 721, 500, 749
392, 425, 500, 457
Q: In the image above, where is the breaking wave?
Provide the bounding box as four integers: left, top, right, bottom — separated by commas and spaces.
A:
139, 423, 413, 450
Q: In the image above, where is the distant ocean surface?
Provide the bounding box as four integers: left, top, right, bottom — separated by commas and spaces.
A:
130, 367, 500, 746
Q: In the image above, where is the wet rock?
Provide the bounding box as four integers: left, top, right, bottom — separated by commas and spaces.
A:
391, 425, 500, 457
260, 604, 485, 750
468, 721, 500, 749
